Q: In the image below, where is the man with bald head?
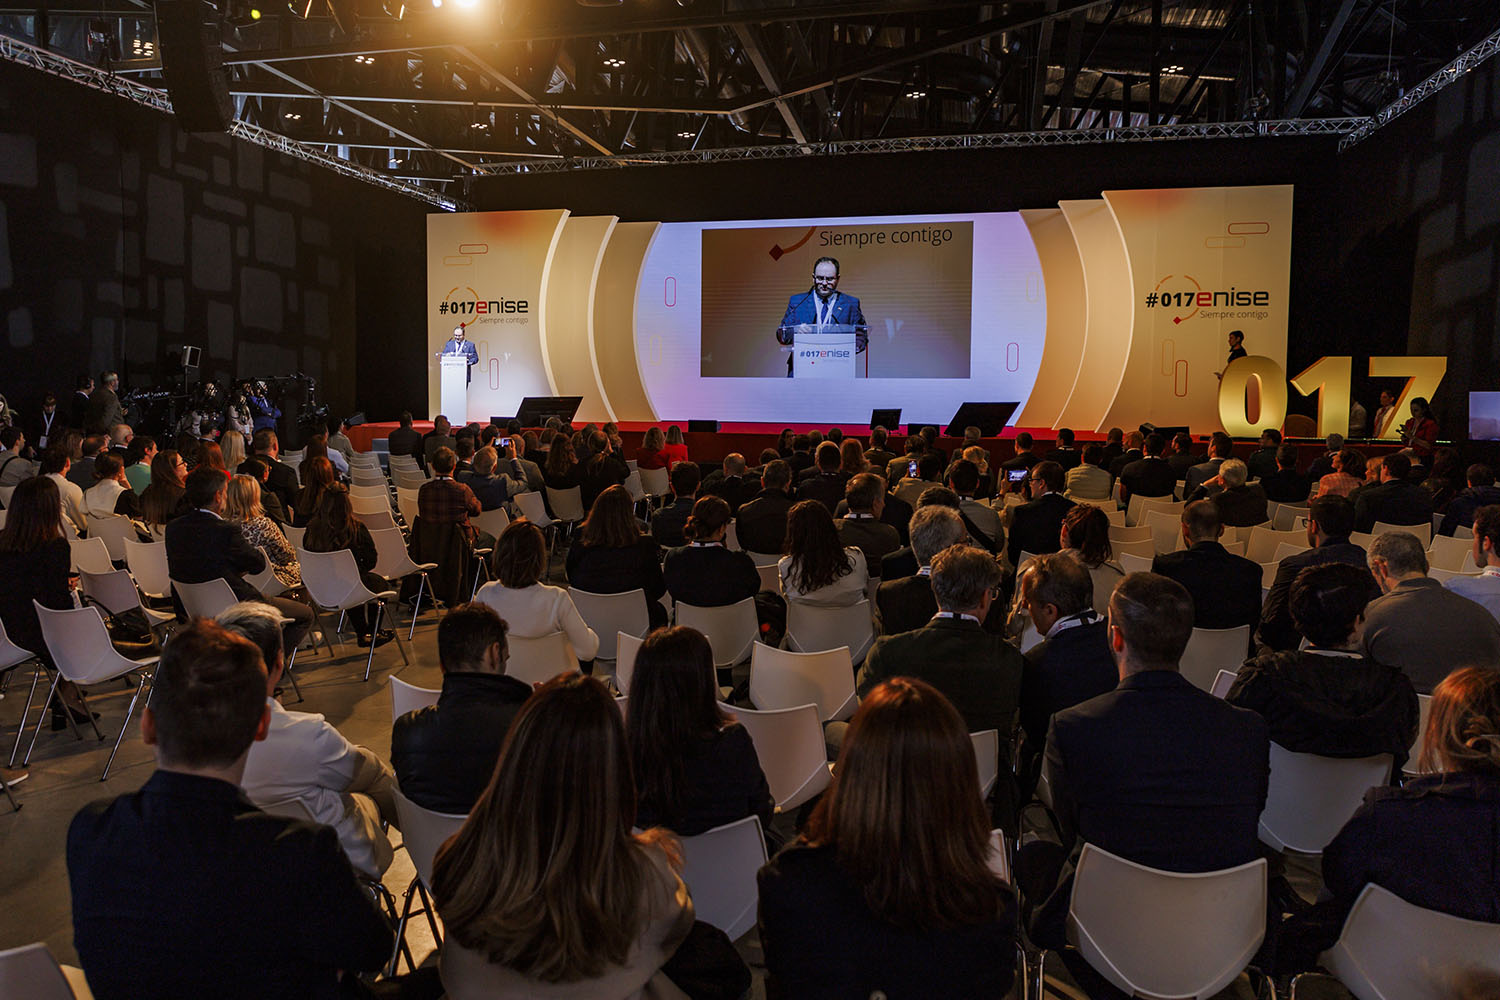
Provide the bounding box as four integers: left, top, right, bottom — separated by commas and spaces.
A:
701, 452, 760, 515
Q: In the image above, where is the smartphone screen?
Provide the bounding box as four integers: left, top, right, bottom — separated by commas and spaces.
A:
499, 437, 512, 448
1008, 468, 1028, 483
908, 460, 919, 478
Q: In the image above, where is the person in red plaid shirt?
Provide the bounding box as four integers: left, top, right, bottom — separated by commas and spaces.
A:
419, 447, 494, 547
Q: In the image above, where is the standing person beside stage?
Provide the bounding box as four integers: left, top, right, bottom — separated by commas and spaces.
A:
1400, 396, 1440, 463
439, 323, 480, 384
1215, 329, 1247, 381
775, 256, 869, 377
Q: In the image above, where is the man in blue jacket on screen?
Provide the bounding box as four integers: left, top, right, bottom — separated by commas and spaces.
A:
776, 256, 868, 377
441, 323, 480, 384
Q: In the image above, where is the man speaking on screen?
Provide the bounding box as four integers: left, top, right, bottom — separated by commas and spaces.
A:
441, 323, 480, 384
775, 256, 869, 377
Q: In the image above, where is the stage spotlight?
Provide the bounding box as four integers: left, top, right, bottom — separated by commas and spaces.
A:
906, 89, 926, 99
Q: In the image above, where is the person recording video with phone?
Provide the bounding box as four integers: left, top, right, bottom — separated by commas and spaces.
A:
775, 256, 869, 377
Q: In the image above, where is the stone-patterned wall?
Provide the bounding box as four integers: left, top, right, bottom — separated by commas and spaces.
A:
0, 59, 431, 422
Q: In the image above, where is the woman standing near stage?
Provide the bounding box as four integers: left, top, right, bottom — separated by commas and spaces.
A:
1400, 397, 1439, 464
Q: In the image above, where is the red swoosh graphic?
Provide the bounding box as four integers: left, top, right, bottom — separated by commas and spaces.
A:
769, 226, 817, 261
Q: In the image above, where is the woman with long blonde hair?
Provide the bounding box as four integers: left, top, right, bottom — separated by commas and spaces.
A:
223, 474, 301, 589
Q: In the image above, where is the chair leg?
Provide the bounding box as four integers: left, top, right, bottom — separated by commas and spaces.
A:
9, 663, 43, 767
415, 879, 442, 945
23, 673, 62, 766
0, 769, 18, 812
387, 877, 418, 977
385, 603, 410, 666
102, 671, 151, 781
363, 603, 381, 682
408, 574, 427, 641
282, 647, 305, 704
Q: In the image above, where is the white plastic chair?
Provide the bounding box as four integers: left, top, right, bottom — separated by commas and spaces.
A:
1245, 527, 1307, 564
394, 489, 419, 530
354, 509, 399, 534
639, 466, 669, 500
1210, 669, 1237, 698
505, 631, 579, 685
389, 675, 440, 722
1456, 524, 1475, 539
1125, 494, 1178, 528
724, 521, 741, 551
1316, 882, 1500, 1000
1273, 503, 1310, 531
1144, 508, 1184, 555
727, 702, 831, 811
1180, 625, 1251, 692
1427, 534, 1474, 572
678, 815, 768, 941
676, 598, 759, 668
511, 491, 557, 530
284, 524, 308, 549
544, 485, 586, 525
746, 550, 781, 567
569, 589, 649, 661
1117, 552, 1153, 575
1257, 743, 1392, 854
243, 545, 288, 599
172, 577, 238, 620
69, 537, 112, 575
785, 599, 875, 664
756, 562, 780, 592
473, 506, 511, 542
1349, 530, 1375, 550
972, 729, 1000, 798
0, 942, 94, 1000
749, 641, 856, 722
350, 494, 389, 516
125, 539, 170, 601
1403, 693, 1433, 779
1067, 843, 1267, 1000
29, 601, 159, 780
80, 569, 174, 637
369, 526, 438, 639
614, 632, 644, 695
1270, 541, 1310, 564
87, 514, 137, 563
388, 788, 468, 975
1114, 537, 1157, 560
623, 471, 647, 504
1372, 520, 1431, 546
298, 547, 410, 681
1, 617, 48, 777
1107, 524, 1151, 544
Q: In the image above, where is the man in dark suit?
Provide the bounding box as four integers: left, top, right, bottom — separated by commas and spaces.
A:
1204, 458, 1270, 527
999, 432, 1041, 488
863, 425, 897, 472
835, 473, 901, 576
1354, 453, 1435, 533
243, 429, 301, 513
1307, 432, 1344, 483
1100, 427, 1125, 469
69, 374, 93, 430
1260, 443, 1313, 503
1439, 464, 1500, 537
421, 415, 458, 469
700, 453, 760, 516
1107, 431, 1143, 482
875, 506, 968, 635
796, 441, 849, 512
775, 256, 868, 377
240, 457, 291, 526
1166, 431, 1201, 481
83, 370, 125, 436
440, 323, 480, 384
1118, 433, 1176, 503
1246, 428, 1282, 481
1043, 428, 1081, 472
651, 461, 700, 548
166, 467, 313, 650
1150, 499, 1263, 631
386, 411, 423, 462
1257, 496, 1371, 652
1007, 461, 1075, 569
1018, 572, 1270, 950
1184, 432, 1233, 497
67, 619, 394, 998
736, 459, 794, 555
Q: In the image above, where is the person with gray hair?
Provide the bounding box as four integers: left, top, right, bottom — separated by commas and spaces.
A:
1209, 456, 1269, 526
1361, 531, 1500, 692
700, 451, 759, 516
216, 600, 401, 878
874, 506, 970, 636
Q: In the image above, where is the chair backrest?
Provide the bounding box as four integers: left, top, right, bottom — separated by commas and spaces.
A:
1404, 693, 1433, 778
88, 513, 137, 562
1258, 742, 1392, 854
1373, 520, 1432, 546
125, 538, 171, 599
0, 613, 40, 671
80, 568, 145, 618
1456, 524, 1476, 540
1126, 494, 1178, 528
1179, 625, 1252, 691
785, 599, 875, 663
1245, 526, 1307, 564
473, 506, 511, 541
1117, 552, 1153, 575
1113, 537, 1157, 560
544, 485, 586, 522
678, 815, 768, 941
172, 577, 239, 620
1210, 669, 1237, 698
368, 526, 418, 581
675, 598, 759, 668
506, 631, 579, 685
391, 787, 468, 889
614, 632, 643, 694
569, 589, 649, 661
749, 641, 857, 722
0, 942, 82, 1000
1103, 507, 1126, 526
727, 702, 830, 812
622, 470, 646, 502
395, 489, 419, 528
1320, 882, 1500, 1000
297, 547, 370, 610
33, 601, 144, 685
639, 466, 670, 497
746, 549, 781, 567
69, 536, 112, 575
1107, 524, 1151, 543
284, 524, 308, 549
1349, 530, 1375, 550
243, 545, 287, 598
389, 675, 440, 722
1270, 541, 1310, 564
1221, 540, 1247, 557
724, 520, 740, 551
1143, 508, 1184, 555
512, 491, 553, 527
350, 494, 389, 516
353, 508, 399, 533
1428, 533, 1474, 572
1068, 843, 1267, 1000
756, 562, 780, 593
971, 729, 1000, 798
1273, 502, 1310, 531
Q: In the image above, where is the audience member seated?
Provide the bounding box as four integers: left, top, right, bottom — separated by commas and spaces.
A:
1439, 464, 1500, 537
1316, 448, 1366, 498
650, 461, 700, 548
796, 441, 850, 511
459, 445, 516, 511
959, 444, 996, 499
1184, 431, 1233, 497
1166, 431, 1201, 481
504, 432, 546, 493
452, 436, 476, 475
736, 459, 794, 554
292, 455, 337, 528
1100, 426, 1124, 468
1007, 460, 1075, 570
477, 520, 600, 667
779, 500, 870, 607
1064, 444, 1112, 500
418, 447, 487, 548
1257, 495, 1370, 652
41, 448, 88, 535
1059, 504, 1124, 614
240, 456, 291, 526
67, 619, 396, 998
1197, 457, 1270, 526
224, 474, 301, 590
1246, 428, 1282, 481
758, 677, 1017, 999
662, 495, 760, 609
627, 626, 773, 836
1354, 453, 1434, 532
82, 451, 140, 519
838, 438, 868, 479
1260, 442, 1313, 503
242, 429, 300, 513
166, 467, 312, 650
835, 472, 901, 574
1015, 553, 1116, 784
700, 452, 760, 515
1420, 447, 1462, 512
542, 436, 582, 493
1307, 433, 1343, 482
1107, 430, 1144, 482
577, 429, 630, 510
783, 433, 814, 475
66, 434, 104, 490
1278, 667, 1500, 973
432, 675, 701, 999
1362, 530, 1500, 693
421, 415, 457, 469
388, 412, 422, 463
633, 426, 669, 470
391, 603, 530, 814
565, 485, 668, 630
303, 485, 392, 648
892, 451, 944, 507
999, 431, 1041, 485
1016, 572, 1270, 951
139, 448, 187, 529
1446, 503, 1500, 622
863, 425, 897, 471
1151, 499, 1263, 631
199, 439, 233, 481
657, 424, 690, 468
301, 433, 347, 481
218, 601, 399, 880
1229, 562, 1419, 769
1043, 427, 1081, 471
949, 459, 1002, 550
0, 426, 33, 487
121, 434, 155, 495
1118, 433, 1176, 503
875, 505, 969, 636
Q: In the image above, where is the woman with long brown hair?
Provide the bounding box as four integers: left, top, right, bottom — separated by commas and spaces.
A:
293, 455, 336, 527
543, 436, 581, 491
302, 484, 388, 646
432, 674, 694, 998
626, 627, 772, 835
197, 440, 230, 480
139, 449, 188, 528
778, 499, 869, 606
758, 677, 1016, 996
1059, 504, 1123, 614
565, 485, 667, 629
838, 438, 867, 477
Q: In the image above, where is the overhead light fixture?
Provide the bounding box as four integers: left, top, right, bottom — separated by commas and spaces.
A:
284, 111, 303, 120
470, 121, 488, 129
906, 89, 926, 99
677, 130, 693, 138
1162, 63, 1185, 74
354, 54, 375, 64
603, 56, 625, 69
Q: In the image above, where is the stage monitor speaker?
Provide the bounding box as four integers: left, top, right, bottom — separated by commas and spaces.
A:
688, 419, 720, 433
514, 396, 583, 427
1141, 423, 1190, 439
155, 0, 234, 133
870, 408, 901, 433
944, 402, 1019, 438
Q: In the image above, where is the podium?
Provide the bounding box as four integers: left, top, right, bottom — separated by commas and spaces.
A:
438, 354, 469, 422
790, 327, 861, 379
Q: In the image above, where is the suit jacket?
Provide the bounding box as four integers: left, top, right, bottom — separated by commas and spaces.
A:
858, 616, 1023, 737
1184, 457, 1224, 497
662, 543, 761, 608
1166, 450, 1200, 480
1043, 446, 1081, 472
242, 455, 300, 512
566, 536, 666, 604
1151, 541, 1262, 632
1440, 485, 1500, 536
835, 516, 901, 574
68, 770, 391, 1000
1064, 463, 1112, 500
1007, 492, 1075, 567
1212, 483, 1270, 527
391, 671, 532, 813
1361, 577, 1500, 692
165, 508, 267, 603
1246, 447, 1280, 481
1354, 479, 1436, 533
1120, 456, 1176, 500
69, 389, 91, 429
386, 425, 422, 461
736, 489, 794, 554
875, 572, 937, 635
700, 472, 761, 515
796, 471, 851, 512
83, 386, 124, 435
1019, 617, 1118, 755
1260, 468, 1312, 503
777, 291, 867, 375
1307, 451, 1337, 482
441, 337, 480, 384
650, 496, 696, 548
1255, 539, 1370, 651
1108, 448, 1143, 481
